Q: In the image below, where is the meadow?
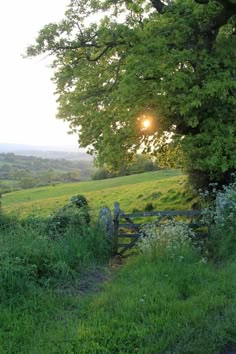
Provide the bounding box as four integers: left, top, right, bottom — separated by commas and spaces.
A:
0, 170, 235, 353
2, 169, 194, 217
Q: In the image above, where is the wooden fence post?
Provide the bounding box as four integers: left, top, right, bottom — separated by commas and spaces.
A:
98, 207, 113, 240
113, 202, 120, 255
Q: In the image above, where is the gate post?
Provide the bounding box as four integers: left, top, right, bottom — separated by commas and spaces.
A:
98, 206, 113, 240
113, 202, 120, 255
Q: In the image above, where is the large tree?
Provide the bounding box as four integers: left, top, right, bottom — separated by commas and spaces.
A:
26, 0, 236, 186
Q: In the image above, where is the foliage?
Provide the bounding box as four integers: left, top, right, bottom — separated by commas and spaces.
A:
92, 154, 158, 180
202, 178, 236, 261
26, 0, 236, 186
70, 194, 89, 208
92, 166, 113, 180
47, 195, 90, 238
46, 195, 91, 236
138, 220, 196, 260
46, 205, 88, 237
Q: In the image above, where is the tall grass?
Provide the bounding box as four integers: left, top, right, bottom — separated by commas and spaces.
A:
0, 203, 111, 353
0, 210, 111, 304
3, 250, 234, 353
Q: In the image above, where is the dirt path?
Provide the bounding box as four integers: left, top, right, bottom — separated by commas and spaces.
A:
56, 255, 123, 297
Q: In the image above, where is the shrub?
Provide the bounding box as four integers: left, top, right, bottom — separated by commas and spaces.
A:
138, 220, 196, 261
70, 194, 90, 224
144, 202, 155, 212
70, 194, 89, 209
46, 205, 88, 238
202, 179, 236, 261
46, 195, 90, 238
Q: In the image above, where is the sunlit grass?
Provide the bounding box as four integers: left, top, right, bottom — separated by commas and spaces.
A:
2, 170, 194, 217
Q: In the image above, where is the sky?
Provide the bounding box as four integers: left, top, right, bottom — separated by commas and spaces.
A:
0, 0, 80, 149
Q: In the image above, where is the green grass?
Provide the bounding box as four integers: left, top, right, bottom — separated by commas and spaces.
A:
68, 255, 236, 354
0, 171, 236, 353
1, 252, 235, 353
2, 169, 194, 217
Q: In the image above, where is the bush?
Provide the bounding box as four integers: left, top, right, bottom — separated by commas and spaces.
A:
46, 205, 88, 238
144, 202, 155, 212
202, 179, 236, 261
70, 194, 89, 209
46, 194, 90, 238
70, 194, 90, 224
138, 220, 196, 261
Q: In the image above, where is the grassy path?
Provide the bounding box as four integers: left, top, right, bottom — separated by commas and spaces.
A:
1, 254, 235, 353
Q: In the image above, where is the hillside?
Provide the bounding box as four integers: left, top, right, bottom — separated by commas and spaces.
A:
2, 170, 195, 217
0, 152, 94, 192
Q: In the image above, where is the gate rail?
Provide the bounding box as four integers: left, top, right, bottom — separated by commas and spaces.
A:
112, 202, 205, 255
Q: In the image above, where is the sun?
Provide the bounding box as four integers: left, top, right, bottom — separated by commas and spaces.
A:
142, 119, 151, 129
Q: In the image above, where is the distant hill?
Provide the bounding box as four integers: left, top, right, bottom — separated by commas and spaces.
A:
0, 151, 95, 192
0, 143, 93, 161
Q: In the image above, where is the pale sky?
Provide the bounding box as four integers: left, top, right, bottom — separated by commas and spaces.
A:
0, 0, 81, 148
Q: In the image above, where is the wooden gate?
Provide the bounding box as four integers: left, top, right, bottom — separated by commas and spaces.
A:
112, 202, 204, 256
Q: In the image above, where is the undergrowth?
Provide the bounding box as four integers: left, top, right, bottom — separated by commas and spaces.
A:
0, 196, 111, 305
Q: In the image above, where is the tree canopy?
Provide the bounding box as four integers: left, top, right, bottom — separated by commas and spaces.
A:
26, 0, 236, 186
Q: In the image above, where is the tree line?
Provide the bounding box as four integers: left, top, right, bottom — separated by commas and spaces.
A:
0, 153, 94, 191
92, 154, 159, 180
0, 152, 163, 191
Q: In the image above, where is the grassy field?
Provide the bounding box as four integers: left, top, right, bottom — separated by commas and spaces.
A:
2, 169, 195, 217
0, 169, 236, 353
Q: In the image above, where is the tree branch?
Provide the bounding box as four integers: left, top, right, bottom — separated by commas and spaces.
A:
149, 0, 167, 14
194, 0, 236, 51
195, 0, 236, 9
194, 0, 209, 3
55, 42, 103, 51
86, 46, 112, 62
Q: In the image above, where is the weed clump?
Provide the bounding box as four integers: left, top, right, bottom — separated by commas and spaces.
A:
138, 220, 196, 261
201, 179, 236, 261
